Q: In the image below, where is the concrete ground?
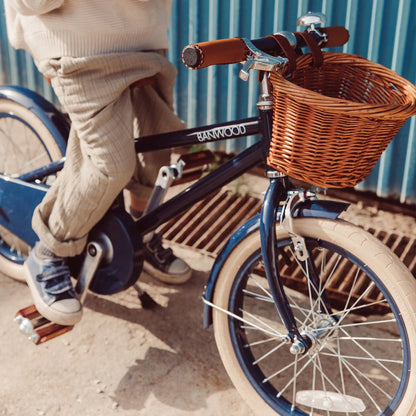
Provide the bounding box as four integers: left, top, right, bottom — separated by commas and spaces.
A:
0, 245, 254, 416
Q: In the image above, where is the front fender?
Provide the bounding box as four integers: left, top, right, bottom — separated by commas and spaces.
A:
0, 85, 69, 154
203, 199, 349, 328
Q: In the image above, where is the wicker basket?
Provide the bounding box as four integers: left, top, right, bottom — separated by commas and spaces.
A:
268, 52, 416, 188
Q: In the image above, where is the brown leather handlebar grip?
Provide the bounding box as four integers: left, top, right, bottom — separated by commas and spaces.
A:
182, 37, 249, 70
182, 26, 350, 70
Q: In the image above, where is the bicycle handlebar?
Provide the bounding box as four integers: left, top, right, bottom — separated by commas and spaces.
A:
182, 26, 349, 69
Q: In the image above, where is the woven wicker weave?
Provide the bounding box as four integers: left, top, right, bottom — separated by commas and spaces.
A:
268, 52, 416, 188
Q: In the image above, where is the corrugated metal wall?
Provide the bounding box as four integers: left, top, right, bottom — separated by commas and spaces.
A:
1, 0, 415, 204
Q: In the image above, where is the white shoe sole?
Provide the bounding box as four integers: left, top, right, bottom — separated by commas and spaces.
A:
143, 261, 192, 285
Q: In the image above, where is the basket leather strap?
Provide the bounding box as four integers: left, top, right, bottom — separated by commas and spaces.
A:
266, 34, 299, 73
295, 31, 323, 67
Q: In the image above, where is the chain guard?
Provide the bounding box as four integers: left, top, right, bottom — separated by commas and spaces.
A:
69, 210, 143, 295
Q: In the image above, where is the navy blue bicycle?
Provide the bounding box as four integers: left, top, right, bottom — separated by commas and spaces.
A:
2, 13, 416, 416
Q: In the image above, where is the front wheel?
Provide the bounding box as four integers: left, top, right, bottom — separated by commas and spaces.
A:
212, 218, 416, 415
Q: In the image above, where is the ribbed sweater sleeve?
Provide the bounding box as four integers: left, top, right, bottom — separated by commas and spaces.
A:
6, 0, 64, 16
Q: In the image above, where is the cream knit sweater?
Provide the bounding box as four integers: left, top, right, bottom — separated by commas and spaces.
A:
4, 0, 171, 62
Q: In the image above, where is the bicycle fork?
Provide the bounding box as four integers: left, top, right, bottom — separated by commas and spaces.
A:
260, 175, 339, 355
260, 175, 310, 353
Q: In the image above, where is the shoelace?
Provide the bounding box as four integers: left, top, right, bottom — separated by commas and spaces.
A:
36, 264, 73, 295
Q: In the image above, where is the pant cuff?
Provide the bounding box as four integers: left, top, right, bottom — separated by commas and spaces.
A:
32, 206, 88, 258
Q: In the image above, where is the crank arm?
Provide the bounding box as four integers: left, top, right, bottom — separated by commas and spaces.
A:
75, 234, 111, 303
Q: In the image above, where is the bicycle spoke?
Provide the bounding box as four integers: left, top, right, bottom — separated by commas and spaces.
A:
204, 298, 285, 339
328, 345, 390, 411
244, 335, 282, 348
242, 288, 273, 303
337, 326, 402, 379
239, 307, 282, 336
251, 338, 288, 365
335, 281, 377, 326
247, 271, 274, 300
273, 353, 313, 392
337, 318, 397, 329
320, 351, 402, 366
338, 336, 401, 342
333, 298, 390, 315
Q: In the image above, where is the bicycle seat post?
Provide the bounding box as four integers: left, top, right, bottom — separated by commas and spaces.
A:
141, 162, 184, 216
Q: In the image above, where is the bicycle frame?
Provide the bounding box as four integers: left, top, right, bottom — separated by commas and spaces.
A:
0, 79, 347, 351
134, 117, 263, 235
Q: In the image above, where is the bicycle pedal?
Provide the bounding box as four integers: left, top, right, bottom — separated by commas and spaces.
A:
14, 305, 74, 345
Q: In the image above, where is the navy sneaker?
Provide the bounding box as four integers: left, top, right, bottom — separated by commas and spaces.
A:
24, 243, 82, 326
143, 233, 192, 284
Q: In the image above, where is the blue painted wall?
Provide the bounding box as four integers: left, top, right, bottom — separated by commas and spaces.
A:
1, 0, 415, 203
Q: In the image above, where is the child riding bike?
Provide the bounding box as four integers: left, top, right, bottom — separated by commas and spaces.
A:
4, 0, 192, 326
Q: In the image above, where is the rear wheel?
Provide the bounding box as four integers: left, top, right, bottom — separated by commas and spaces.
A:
212, 218, 416, 415
0, 98, 64, 281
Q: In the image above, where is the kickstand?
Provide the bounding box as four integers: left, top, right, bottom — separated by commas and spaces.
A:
133, 283, 158, 309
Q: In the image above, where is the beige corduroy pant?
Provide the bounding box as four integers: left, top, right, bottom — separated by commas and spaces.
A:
33, 51, 185, 257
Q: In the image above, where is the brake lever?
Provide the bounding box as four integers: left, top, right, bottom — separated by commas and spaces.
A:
239, 39, 288, 81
